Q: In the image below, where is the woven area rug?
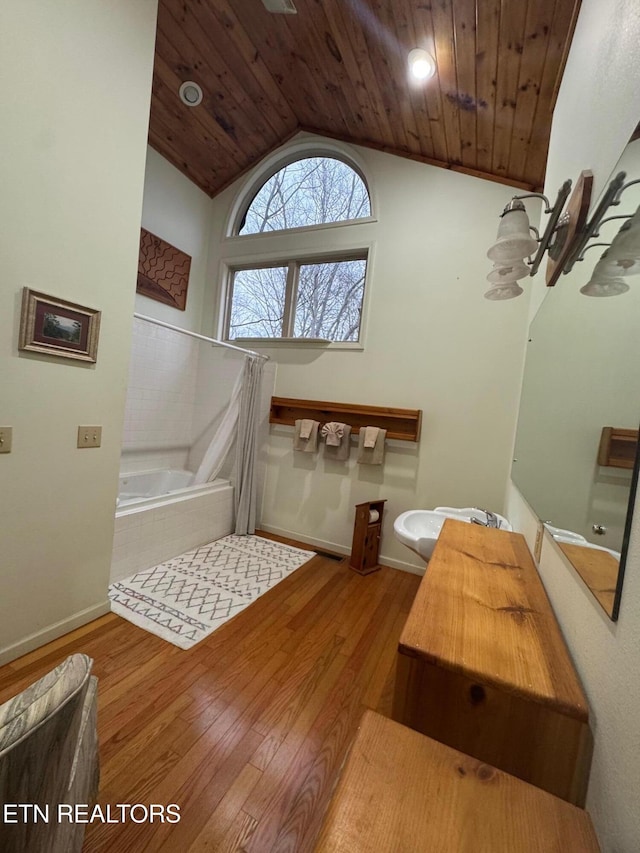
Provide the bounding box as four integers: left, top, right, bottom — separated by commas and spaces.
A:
108, 535, 315, 650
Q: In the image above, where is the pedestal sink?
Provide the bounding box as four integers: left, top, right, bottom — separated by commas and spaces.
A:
394, 507, 512, 561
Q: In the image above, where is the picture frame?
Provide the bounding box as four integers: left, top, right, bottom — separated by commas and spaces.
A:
19, 288, 101, 363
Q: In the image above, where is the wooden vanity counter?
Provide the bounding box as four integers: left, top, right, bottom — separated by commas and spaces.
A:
315, 711, 600, 852
393, 519, 591, 805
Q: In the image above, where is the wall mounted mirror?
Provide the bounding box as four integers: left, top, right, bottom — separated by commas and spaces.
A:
512, 133, 640, 620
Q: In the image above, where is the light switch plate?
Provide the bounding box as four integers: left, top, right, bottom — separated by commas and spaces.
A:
77, 426, 102, 448
0, 426, 12, 453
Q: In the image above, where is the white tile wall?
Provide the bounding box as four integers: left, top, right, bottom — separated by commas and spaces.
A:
119, 448, 190, 474
110, 483, 234, 582
122, 319, 199, 451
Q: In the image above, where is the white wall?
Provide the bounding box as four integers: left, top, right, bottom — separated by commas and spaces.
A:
0, 0, 158, 662
137, 146, 213, 330
205, 134, 533, 570
506, 1, 640, 849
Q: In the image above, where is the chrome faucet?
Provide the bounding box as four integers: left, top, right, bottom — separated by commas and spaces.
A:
470, 508, 499, 528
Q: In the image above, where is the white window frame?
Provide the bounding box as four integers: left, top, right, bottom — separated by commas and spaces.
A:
225, 143, 376, 239
222, 247, 371, 348
218, 141, 376, 350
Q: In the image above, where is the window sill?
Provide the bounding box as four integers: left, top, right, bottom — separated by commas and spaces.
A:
232, 337, 364, 351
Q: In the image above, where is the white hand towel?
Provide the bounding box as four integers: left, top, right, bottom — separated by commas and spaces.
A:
363, 426, 379, 448
299, 419, 315, 439
321, 422, 345, 446
357, 427, 387, 465
294, 419, 319, 452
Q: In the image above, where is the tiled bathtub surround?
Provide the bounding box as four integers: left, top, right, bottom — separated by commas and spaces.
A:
111, 479, 234, 583
119, 447, 190, 474
122, 318, 200, 452
121, 318, 253, 475
115, 318, 277, 585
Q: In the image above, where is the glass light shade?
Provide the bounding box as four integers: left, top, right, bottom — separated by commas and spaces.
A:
601, 210, 640, 275
484, 282, 524, 300
487, 260, 530, 283
592, 251, 640, 279
487, 208, 538, 262
580, 276, 630, 297
408, 48, 436, 80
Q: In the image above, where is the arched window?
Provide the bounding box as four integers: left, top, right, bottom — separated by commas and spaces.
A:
236, 156, 371, 235
225, 153, 372, 344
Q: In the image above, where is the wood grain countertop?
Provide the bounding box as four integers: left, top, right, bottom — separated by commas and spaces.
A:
398, 519, 588, 722
314, 710, 600, 852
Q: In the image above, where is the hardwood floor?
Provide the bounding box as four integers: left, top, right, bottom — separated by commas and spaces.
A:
0, 535, 420, 852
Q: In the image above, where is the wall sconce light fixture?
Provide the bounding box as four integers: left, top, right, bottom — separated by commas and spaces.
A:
564, 172, 640, 297
484, 180, 575, 299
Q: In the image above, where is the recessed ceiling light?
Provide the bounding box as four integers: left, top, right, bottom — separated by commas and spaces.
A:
408, 48, 436, 81
179, 81, 203, 107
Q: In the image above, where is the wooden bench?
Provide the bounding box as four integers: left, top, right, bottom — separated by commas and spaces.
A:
392, 519, 591, 804
314, 710, 600, 852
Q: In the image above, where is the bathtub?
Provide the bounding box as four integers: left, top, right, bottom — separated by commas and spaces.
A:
111, 468, 234, 583
117, 468, 218, 509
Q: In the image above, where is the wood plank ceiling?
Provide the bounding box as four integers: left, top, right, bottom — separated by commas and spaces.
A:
149, 0, 582, 197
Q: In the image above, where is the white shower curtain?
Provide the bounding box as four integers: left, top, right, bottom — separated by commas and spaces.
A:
234, 356, 264, 535
193, 367, 244, 485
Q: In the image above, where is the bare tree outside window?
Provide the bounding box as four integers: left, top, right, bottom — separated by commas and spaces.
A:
295, 260, 365, 341
229, 267, 287, 338
228, 155, 370, 342
238, 157, 370, 235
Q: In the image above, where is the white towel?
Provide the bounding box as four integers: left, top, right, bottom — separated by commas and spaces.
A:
299, 419, 315, 439
321, 422, 345, 446
294, 419, 319, 452
323, 424, 352, 461
363, 426, 379, 448
357, 427, 387, 465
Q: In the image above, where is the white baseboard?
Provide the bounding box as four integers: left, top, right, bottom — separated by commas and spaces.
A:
259, 524, 426, 577
0, 601, 111, 667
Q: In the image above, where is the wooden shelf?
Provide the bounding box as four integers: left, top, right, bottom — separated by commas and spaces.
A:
597, 427, 639, 469
269, 397, 422, 442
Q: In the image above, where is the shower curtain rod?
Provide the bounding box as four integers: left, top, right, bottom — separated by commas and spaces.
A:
133, 313, 269, 360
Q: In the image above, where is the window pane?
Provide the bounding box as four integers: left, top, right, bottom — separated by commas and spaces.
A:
228, 267, 287, 339
294, 259, 366, 342
239, 157, 371, 235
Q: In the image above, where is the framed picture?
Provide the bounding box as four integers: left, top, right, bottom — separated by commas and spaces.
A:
19, 288, 101, 363
137, 228, 191, 311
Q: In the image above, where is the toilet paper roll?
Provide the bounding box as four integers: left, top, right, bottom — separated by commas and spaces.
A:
369, 509, 380, 523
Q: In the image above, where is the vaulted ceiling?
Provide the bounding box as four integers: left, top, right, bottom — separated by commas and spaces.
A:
149, 0, 582, 198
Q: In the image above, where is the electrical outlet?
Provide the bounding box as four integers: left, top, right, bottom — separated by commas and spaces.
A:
0, 426, 13, 454
77, 426, 102, 448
